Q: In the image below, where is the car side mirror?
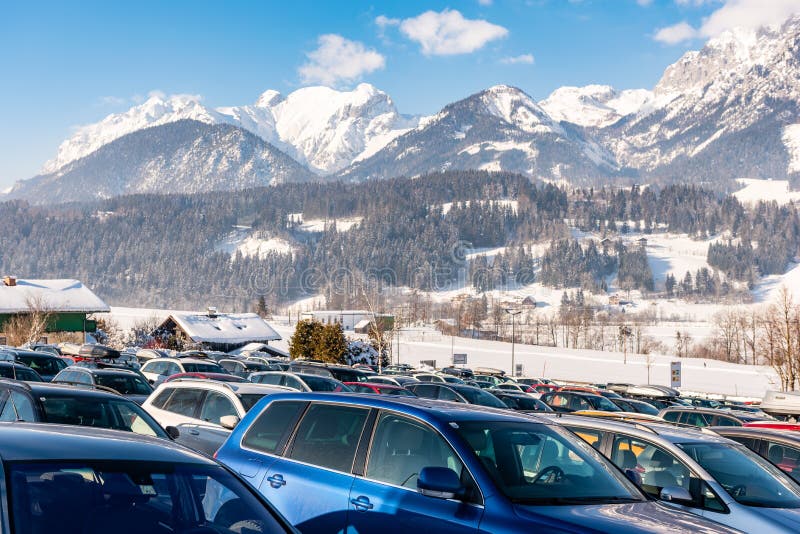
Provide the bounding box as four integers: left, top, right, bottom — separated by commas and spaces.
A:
660, 485, 693, 504
417, 467, 463, 500
219, 415, 240, 430
165, 426, 180, 440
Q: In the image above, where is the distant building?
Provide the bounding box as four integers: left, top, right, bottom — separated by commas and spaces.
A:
299, 310, 394, 332
637, 237, 648, 249
521, 296, 537, 308
154, 308, 281, 352
0, 276, 109, 342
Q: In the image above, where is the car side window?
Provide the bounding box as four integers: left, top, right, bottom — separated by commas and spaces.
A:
284, 376, 304, 391
568, 427, 604, 450
661, 411, 680, 423
199, 391, 237, 425
288, 403, 370, 472
568, 395, 590, 411
166, 362, 181, 376
162, 388, 205, 418
149, 388, 174, 409
437, 387, 463, 402
221, 361, 236, 372
366, 413, 466, 489
0, 391, 36, 422
712, 415, 739, 427
680, 411, 709, 427
766, 441, 800, 478
243, 401, 307, 455
75, 372, 93, 385
411, 384, 437, 399
609, 434, 725, 512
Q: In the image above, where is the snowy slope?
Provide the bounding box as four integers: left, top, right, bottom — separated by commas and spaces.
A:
42, 84, 420, 177
539, 85, 653, 128
733, 178, 800, 205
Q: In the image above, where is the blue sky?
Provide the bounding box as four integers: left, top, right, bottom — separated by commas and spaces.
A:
1, 0, 797, 188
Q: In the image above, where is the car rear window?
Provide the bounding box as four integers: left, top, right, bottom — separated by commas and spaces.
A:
95, 375, 152, 395
183, 363, 225, 374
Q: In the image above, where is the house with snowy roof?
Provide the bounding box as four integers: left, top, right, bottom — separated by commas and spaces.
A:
154, 308, 281, 352
0, 276, 110, 341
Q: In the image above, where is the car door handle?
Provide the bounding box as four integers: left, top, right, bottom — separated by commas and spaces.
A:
266, 474, 286, 488
350, 495, 373, 511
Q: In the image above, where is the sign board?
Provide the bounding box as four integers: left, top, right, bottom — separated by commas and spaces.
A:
515, 363, 524, 377
453, 353, 467, 365
670, 361, 682, 388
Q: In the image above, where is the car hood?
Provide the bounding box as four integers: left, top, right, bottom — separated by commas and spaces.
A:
514, 502, 737, 533
747, 507, 800, 530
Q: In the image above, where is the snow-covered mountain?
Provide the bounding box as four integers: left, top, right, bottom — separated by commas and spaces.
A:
10, 120, 314, 203
42, 83, 419, 176
539, 85, 653, 128
337, 85, 619, 183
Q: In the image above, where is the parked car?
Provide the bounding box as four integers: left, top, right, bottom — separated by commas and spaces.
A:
140, 357, 228, 385
439, 374, 466, 384
560, 415, 800, 532
406, 382, 510, 409
438, 366, 474, 379
367, 375, 420, 387
343, 382, 416, 396
0, 423, 296, 533
411, 372, 446, 383
52, 366, 154, 404
0, 379, 173, 439
216, 392, 736, 533
289, 361, 375, 383
490, 390, 553, 413
142, 378, 294, 456
0, 361, 44, 382
712, 426, 800, 484
610, 397, 662, 416
249, 371, 352, 392
659, 406, 768, 428
219, 358, 271, 378
541, 391, 623, 413
7, 349, 68, 381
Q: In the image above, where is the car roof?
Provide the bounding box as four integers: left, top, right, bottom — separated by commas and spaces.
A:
159, 378, 293, 395
18, 381, 128, 398
253, 391, 550, 425
711, 426, 800, 443
554, 414, 735, 444
72, 367, 139, 376
0, 422, 214, 463
0, 361, 32, 368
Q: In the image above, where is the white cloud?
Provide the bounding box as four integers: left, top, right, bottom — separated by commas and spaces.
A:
397, 9, 508, 56
501, 53, 535, 64
298, 34, 385, 86
654, 21, 699, 43
655, 0, 800, 44
375, 15, 400, 28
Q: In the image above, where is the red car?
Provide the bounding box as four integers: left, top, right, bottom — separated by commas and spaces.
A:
343, 382, 416, 397
164, 372, 247, 383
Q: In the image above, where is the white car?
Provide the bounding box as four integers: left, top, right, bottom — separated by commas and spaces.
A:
141, 378, 291, 456
140, 357, 227, 385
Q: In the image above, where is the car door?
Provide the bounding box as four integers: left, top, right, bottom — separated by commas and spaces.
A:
150, 387, 207, 450
261, 402, 371, 532
347, 411, 482, 533
189, 390, 239, 456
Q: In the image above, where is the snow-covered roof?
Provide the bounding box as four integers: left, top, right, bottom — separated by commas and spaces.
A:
0, 279, 109, 314
168, 312, 281, 344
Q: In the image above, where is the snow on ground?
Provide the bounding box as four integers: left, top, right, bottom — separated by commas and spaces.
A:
753, 262, 800, 302
437, 199, 518, 215
264, 317, 776, 398
215, 227, 294, 259
733, 178, 800, 206
291, 215, 363, 233
783, 125, 800, 174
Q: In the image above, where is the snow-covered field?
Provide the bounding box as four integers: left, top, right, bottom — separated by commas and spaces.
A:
734, 178, 800, 205
215, 227, 294, 259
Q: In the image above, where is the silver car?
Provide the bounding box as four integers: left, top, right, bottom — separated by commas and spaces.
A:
557, 415, 800, 532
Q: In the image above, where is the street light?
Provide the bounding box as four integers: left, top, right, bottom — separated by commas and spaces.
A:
505, 308, 523, 377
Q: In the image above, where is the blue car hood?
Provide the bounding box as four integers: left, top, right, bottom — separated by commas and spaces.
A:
514, 502, 736, 533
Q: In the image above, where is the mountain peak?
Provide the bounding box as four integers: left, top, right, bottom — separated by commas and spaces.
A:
255, 89, 283, 108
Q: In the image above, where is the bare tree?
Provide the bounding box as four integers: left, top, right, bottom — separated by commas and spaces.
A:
3, 296, 54, 346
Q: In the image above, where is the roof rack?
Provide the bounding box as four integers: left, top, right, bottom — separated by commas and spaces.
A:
166, 377, 238, 392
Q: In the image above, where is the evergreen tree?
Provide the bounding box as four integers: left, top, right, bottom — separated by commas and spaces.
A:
289, 320, 323, 360
316, 323, 349, 364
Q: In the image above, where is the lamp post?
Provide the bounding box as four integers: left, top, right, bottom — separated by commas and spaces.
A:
505, 308, 523, 377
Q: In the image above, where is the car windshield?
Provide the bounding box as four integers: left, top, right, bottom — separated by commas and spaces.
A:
95, 375, 153, 395
506, 396, 550, 411
8, 461, 288, 533
678, 442, 800, 508
588, 395, 622, 412
456, 421, 643, 505
627, 401, 659, 415
301, 375, 352, 392
453, 387, 508, 409
238, 393, 269, 412
183, 363, 225, 374
39, 396, 169, 439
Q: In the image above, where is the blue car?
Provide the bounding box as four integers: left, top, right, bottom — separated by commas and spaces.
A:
216, 393, 737, 533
